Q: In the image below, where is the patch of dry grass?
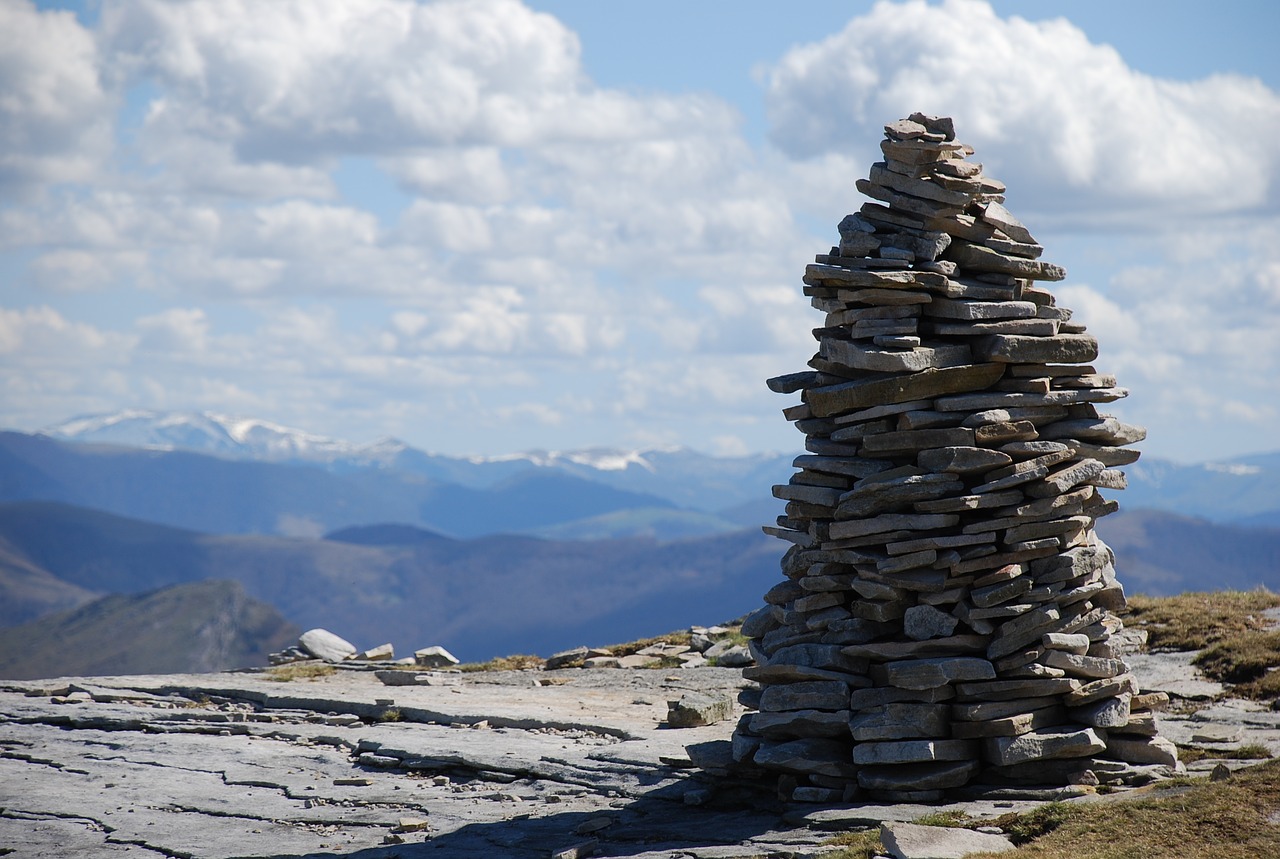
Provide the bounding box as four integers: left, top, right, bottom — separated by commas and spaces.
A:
822, 828, 882, 859
607, 631, 693, 657
961, 759, 1280, 859
1123, 590, 1280, 701
1125, 590, 1280, 652
1193, 631, 1280, 699
266, 663, 335, 682
456, 654, 545, 673
1180, 743, 1274, 764
824, 760, 1280, 859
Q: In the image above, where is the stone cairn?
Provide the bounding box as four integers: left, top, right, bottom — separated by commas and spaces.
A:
731, 114, 1179, 803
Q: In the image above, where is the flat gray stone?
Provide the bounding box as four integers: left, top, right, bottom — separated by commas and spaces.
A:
1069, 694, 1131, 728
984, 726, 1106, 766
883, 657, 996, 690
849, 686, 956, 710
917, 446, 1013, 476
904, 605, 960, 641
1038, 417, 1146, 445
665, 696, 737, 727
1063, 673, 1140, 707
858, 759, 980, 792
754, 738, 858, 778
750, 708, 851, 738
759, 681, 851, 713
829, 513, 960, 541
1105, 735, 1179, 767
1042, 650, 1127, 680
951, 705, 1066, 739
1025, 459, 1107, 498
805, 364, 1005, 418
853, 738, 978, 765
944, 240, 1065, 281
973, 334, 1098, 365
835, 473, 964, 517
861, 428, 976, 454
881, 821, 1015, 858
823, 339, 973, 373
925, 298, 1038, 321
850, 702, 950, 741
976, 201, 1036, 244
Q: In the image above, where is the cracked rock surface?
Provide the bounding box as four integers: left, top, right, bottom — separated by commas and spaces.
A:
0, 667, 823, 858
2, 660, 1278, 858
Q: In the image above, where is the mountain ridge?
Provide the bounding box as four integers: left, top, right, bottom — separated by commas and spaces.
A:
33, 409, 1280, 528
0, 579, 299, 679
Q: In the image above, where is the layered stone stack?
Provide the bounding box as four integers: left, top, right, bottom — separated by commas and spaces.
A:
731, 114, 1177, 802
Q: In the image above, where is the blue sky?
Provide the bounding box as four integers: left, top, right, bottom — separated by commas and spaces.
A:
3, 0, 1278, 462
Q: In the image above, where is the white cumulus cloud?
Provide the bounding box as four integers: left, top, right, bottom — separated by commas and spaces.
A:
763, 0, 1280, 221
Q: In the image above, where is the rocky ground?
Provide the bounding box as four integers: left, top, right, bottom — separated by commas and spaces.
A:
2, 651, 1279, 859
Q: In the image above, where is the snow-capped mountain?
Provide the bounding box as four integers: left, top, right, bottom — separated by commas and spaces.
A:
41, 410, 1280, 528
39, 410, 795, 511
44, 411, 407, 465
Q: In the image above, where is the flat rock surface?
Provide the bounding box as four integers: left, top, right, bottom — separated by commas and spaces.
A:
1124, 651, 1227, 699
1, 667, 814, 859
2, 657, 1279, 858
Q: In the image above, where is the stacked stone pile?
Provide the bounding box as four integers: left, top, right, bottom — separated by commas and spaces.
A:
731, 114, 1177, 803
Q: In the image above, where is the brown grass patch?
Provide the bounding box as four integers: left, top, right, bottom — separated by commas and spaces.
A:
1125, 590, 1280, 651
266, 663, 335, 682
961, 759, 1280, 859
456, 654, 546, 673
607, 631, 693, 657
1193, 630, 1280, 698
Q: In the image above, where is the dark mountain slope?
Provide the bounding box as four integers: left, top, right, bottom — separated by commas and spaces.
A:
0, 502, 780, 665
0, 538, 99, 627
325, 523, 453, 546
1097, 508, 1280, 596
0, 579, 299, 679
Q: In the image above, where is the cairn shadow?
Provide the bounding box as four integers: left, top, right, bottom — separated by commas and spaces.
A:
258, 763, 793, 859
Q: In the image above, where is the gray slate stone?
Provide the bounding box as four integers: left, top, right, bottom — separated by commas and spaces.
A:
858, 759, 980, 792
904, 605, 960, 641
984, 726, 1107, 766
881, 821, 1015, 858
973, 334, 1099, 364
666, 692, 735, 728
883, 657, 996, 690
917, 446, 1013, 476
1105, 735, 1179, 767
759, 681, 851, 713
853, 739, 978, 765
753, 738, 858, 778
849, 702, 950, 741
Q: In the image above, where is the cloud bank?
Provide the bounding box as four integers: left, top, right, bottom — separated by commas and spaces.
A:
1, 0, 1276, 461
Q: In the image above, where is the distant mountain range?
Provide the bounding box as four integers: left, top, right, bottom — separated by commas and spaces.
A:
0, 430, 732, 540
43, 410, 793, 513
31, 410, 1280, 532
0, 409, 1275, 678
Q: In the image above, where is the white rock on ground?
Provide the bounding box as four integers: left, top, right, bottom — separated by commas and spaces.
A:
297, 628, 357, 662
